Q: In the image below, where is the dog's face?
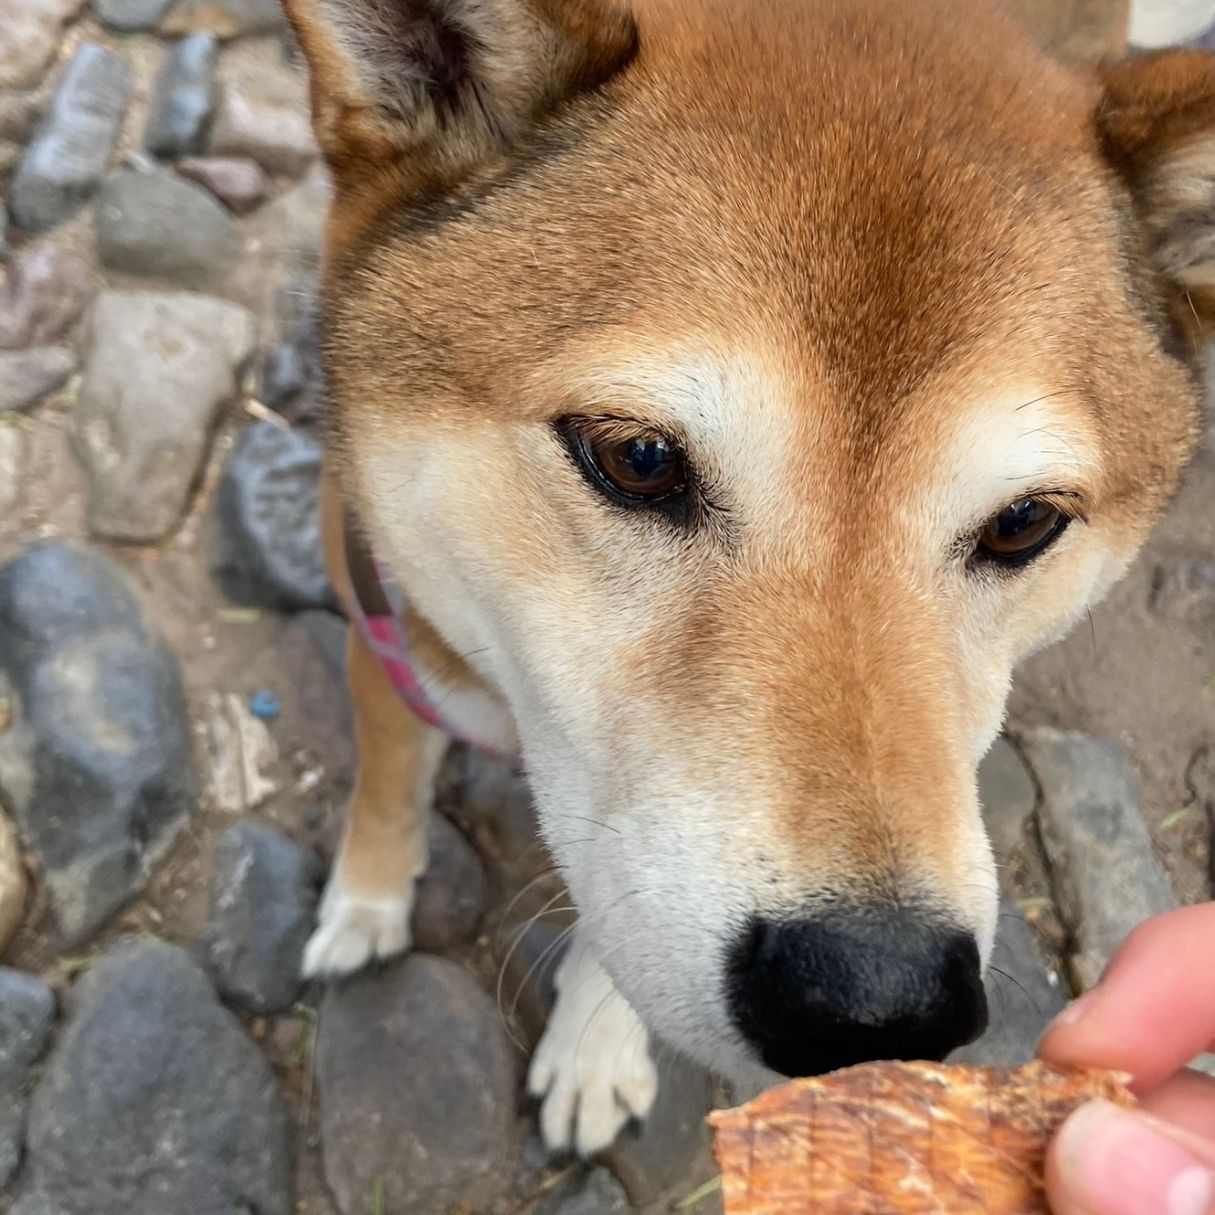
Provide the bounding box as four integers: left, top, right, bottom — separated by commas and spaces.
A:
288, 0, 1208, 1078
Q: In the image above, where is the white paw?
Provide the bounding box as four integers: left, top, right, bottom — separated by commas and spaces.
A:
301, 877, 413, 978
527, 936, 658, 1157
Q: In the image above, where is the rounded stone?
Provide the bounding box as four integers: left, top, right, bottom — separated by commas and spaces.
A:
317, 954, 518, 1214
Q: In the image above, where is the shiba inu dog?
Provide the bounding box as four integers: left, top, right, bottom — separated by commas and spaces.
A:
283, 0, 1211, 1157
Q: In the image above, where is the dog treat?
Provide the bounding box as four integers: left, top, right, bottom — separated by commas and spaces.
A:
709, 1060, 1134, 1215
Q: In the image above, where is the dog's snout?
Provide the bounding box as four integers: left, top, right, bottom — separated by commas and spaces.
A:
727, 908, 988, 1077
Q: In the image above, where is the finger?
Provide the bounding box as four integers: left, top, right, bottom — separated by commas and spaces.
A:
1139, 1069, 1215, 1143
1045, 1100, 1215, 1215
1038, 904, 1215, 1090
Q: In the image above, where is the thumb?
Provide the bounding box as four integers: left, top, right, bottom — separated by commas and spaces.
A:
1047, 1100, 1215, 1215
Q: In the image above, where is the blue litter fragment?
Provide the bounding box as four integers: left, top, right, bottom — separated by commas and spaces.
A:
249, 691, 281, 720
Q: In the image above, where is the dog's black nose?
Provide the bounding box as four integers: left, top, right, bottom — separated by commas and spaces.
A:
727, 908, 988, 1077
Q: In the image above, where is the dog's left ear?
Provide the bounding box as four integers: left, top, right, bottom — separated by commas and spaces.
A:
281, 0, 638, 178
1100, 48, 1215, 336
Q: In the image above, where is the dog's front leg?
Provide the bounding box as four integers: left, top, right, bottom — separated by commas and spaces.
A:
528, 928, 659, 1157
302, 624, 448, 976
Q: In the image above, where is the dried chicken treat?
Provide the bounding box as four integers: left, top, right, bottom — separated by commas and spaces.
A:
709, 1060, 1134, 1215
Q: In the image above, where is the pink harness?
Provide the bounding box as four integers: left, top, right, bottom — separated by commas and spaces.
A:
344, 513, 511, 758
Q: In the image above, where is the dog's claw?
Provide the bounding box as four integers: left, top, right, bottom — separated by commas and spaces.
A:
527, 934, 659, 1157
301, 878, 413, 978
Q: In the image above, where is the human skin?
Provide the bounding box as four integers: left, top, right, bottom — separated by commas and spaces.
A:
1039, 903, 1215, 1215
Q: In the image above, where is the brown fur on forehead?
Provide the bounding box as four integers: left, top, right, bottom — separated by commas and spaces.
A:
328, 4, 1142, 407
323, 0, 1197, 547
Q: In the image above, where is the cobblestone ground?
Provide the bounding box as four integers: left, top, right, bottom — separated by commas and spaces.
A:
0, 4, 1213, 1215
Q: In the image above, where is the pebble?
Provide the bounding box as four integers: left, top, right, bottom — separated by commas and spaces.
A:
0, 969, 55, 1185
209, 41, 317, 175
203, 691, 278, 814
1149, 558, 1215, 625
177, 155, 266, 214
161, 0, 284, 37
978, 735, 1038, 866
73, 290, 255, 543
92, 0, 173, 31
145, 34, 217, 160
0, 242, 94, 350
238, 613, 355, 817
9, 45, 131, 233
1020, 727, 1176, 989
0, 0, 85, 91
605, 1052, 721, 1209
412, 813, 487, 952
96, 170, 236, 287
0, 346, 75, 413
317, 954, 517, 1214
12, 938, 293, 1215
211, 420, 336, 612
535, 1169, 631, 1215
950, 896, 1065, 1067
0, 545, 196, 944
0, 810, 27, 957
200, 822, 320, 1015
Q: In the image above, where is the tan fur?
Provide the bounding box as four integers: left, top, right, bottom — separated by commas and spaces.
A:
289, 0, 1211, 1099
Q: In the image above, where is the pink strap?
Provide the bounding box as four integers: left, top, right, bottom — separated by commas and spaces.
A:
343, 523, 513, 758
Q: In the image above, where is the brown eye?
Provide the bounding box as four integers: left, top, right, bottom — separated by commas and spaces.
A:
977, 498, 1068, 565
560, 419, 688, 506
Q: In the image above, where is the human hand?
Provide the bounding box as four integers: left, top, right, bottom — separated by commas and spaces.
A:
1037, 903, 1215, 1215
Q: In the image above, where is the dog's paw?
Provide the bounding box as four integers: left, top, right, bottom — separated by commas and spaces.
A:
527, 938, 658, 1157
301, 877, 413, 978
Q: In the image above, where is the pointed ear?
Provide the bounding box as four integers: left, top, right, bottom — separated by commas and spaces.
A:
1099, 49, 1215, 335
281, 0, 637, 174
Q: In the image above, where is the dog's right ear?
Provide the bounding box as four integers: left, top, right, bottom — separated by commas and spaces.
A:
281, 0, 637, 176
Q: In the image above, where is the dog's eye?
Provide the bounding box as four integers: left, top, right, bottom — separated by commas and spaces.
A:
559, 418, 688, 506
976, 498, 1068, 566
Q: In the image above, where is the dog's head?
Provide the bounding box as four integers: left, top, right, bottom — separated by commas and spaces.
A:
287, 0, 1209, 1079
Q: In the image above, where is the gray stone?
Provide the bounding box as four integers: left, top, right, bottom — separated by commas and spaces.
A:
0, 545, 196, 944
497, 917, 570, 1049
162, 0, 284, 37
9, 46, 130, 233
258, 341, 306, 407
0, 970, 55, 1185
317, 954, 517, 1214
1021, 728, 1176, 989
145, 34, 217, 160
979, 735, 1038, 866
536, 1169, 631, 1215
211, 420, 336, 611
1149, 559, 1215, 624
92, 0, 173, 31
606, 1052, 719, 1209
0, 0, 85, 91
0, 347, 75, 413
413, 813, 487, 952
0, 242, 94, 350
201, 822, 320, 1014
13, 938, 292, 1215
74, 291, 255, 543
950, 897, 1066, 1067
177, 155, 267, 214
97, 170, 236, 287
210, 41, 317, 175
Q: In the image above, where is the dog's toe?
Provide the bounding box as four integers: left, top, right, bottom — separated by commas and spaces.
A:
527, 940, 658, 1157
301, 881, 412, 978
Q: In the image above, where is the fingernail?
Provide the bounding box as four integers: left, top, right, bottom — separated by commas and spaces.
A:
1053, 989, 1100, 1030
1056, 1101, 1215, 1215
